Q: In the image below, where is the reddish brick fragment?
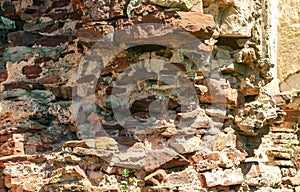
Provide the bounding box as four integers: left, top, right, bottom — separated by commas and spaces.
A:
0, 71, 8, 83
22, 65, 42, 79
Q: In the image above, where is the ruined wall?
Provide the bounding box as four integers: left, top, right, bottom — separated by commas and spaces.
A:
277, 0, 300, 92
0, 0, 300, 192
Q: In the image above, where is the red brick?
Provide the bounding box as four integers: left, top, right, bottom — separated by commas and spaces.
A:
0, 135, 12, 143
199, 79, 238, 107
190, 154, 204, 164
8, 31, 41, 46
227, 151, 247, 162
203, 152, 220, 161
4, 175, 28, 189
8, 31, 71, 47
285, 110, 300, 122
0, 155, 46, 168
0, 71, 8, 83
51, 86, 73, 99
0, 177, 5, 190
115, 11, 216, 43
101, 55, 129, 75
75, 24, 114, 40
3, 82, 43, 91
271, 92, 292, 106
0, 141, 24, 157
35, 35, 71, 47
177, 108, 211, 129
22, 65, 42, 79
38, 76, 60, 85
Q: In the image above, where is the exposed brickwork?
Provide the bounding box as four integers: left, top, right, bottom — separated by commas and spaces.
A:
0, 0, 299, 191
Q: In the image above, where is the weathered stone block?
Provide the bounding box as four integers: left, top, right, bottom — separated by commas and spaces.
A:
38, 76, 60, 85
235, 93, 279, 136
211, 132, 236, 151
149, 0, 203, 13
76, 24, 114, 43
114, 11, 216, 44
199, 169, 244, 187
4, 175, 21, 188
0, 71, 7, 83
267, 150, 291, 160
199, 78, 238, 107
0, 139, 24, 157
88, 171, 104, 185
22, 65, 42, 79
259, 164, 282, 187
83, 0, 126, 21
8, 31, 41, 46
233, 47, 257, 65
8, 31, 70, 47
219, 0, 254, 37
167, 167, 201, 187
195, 160, 217, 172
177, 107, 211, 129
282, 175, 300, 186
271, 92, 292, 106
168, 135, 202, 154
144, 149, 189, 171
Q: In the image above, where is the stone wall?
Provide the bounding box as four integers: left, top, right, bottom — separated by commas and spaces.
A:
277, 0, 300, 92
0, 0, 300, 191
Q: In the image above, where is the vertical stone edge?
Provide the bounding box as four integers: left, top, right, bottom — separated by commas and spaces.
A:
263, 0, 280, 94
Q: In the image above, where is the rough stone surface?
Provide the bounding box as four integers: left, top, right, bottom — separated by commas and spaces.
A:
0, 0, 298, 191
149, 0, 203, 13
277, 0, 300, 88
259, 164, 282, 187
235, 93, 279, 136
114, 11, 217, 43
199, 169, 244, 187
218, 0, 254, 37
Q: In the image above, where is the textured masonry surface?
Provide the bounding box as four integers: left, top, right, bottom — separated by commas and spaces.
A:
0, 0, 300, 191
